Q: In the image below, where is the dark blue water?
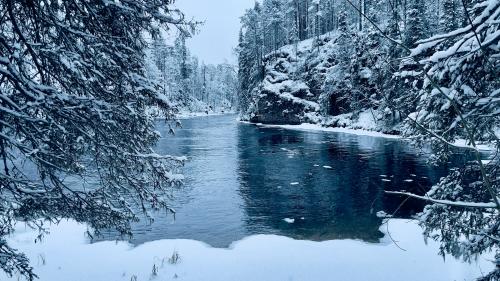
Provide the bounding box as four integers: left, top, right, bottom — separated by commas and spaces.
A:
100, 114, 473, 247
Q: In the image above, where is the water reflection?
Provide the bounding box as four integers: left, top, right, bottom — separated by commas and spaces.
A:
97, 115, 471, 247
236, 124, 465, 242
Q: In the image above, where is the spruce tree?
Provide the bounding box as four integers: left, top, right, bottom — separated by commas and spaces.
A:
0, 1, 193, 279
404, 0, 428, 48
441, 0, 458, 32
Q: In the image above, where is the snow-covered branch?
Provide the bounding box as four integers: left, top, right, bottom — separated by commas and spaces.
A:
386, 191, 499, 209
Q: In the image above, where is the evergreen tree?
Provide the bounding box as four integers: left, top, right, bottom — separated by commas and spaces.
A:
397, 2, 500, 278
285, 0, 301, 45
174, 33, 192, 105
0, 1, 193, 279
404, 0, 428, 48
238, 2, 265, 115
441, 0, 459, 32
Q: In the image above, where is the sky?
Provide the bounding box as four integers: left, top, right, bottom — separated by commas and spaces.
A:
174, 0, 256, 65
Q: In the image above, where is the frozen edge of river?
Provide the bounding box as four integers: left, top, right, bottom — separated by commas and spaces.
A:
244, 121, 494, 152
176, 111, 237, 119
256, 122, 402, 139
3, 219, 494, 281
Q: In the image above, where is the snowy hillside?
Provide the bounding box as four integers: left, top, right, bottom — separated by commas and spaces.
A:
244, 31, 399, 134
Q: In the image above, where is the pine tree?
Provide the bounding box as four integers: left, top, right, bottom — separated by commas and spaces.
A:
336, 9, 352, 64
238, 2, 265, 115
174, 33, 193, 106
285, 0, 301, 45
404, 0, 428, 48
321, 9, 354, 115
262, 0, 286, 57
441, 0, 458, 32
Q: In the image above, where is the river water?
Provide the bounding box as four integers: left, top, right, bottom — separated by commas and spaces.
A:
100, 114, 472, 247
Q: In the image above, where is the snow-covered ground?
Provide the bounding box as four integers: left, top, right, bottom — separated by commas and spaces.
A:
259, 123, 401, 139
252, 110, 496, 153
452, 139, 495, 152
176, 111, 235, 119
244, 109, 403, 139
3, 219, 493, 281
258, 122, 496, 152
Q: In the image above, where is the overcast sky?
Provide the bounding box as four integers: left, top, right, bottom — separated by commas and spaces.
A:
174, 0, 256, 65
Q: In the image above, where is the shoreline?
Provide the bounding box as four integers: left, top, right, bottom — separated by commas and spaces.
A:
3, 219, 493, 281
176, 111, 237, 119
240, 120, 495, 152
256, 122, 402, 139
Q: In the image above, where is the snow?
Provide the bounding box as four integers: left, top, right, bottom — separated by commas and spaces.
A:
354, 111, 379, 130
259, 123, 401, 139
387, 191, 498, 209
261, 79, 320, 111
360, 67, 373, 79
453, 139, 494, 151
2, 219, 493, 281
176, 111, 236, 119
376, 211, 392, 218
348, 111, 498, 153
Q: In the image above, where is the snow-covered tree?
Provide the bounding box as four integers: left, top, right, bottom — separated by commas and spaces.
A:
148, 35, 238, 113
262, 0, 287, 57
285, 0, 301, 45
441, 0, 459, 32
238, 2, 265, 115
393, 1, 500, 278
404, 0, 428, 48
0, 1, 194, 279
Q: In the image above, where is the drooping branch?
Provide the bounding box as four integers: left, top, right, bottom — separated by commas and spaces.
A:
386, 191, 499, 209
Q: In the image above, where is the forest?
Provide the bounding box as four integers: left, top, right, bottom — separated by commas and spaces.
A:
238, 0, 498, 130
0, 0, 499, 280
147, 34, 238, 114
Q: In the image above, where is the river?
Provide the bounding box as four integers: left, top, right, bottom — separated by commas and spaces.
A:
100, 114, 473, 247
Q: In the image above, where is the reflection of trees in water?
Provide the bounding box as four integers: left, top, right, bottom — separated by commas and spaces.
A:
98, 117, 247, 246
236, 125, 463, 243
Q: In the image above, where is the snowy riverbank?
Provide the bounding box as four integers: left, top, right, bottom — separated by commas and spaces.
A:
176, 111, 236, 119
2, 219, 493, 281
247, 118, 495, 152
240, 110, 402, 139
258, 123, 402, 139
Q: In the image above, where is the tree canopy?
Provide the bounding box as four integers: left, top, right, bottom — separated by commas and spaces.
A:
0, 0, 193, 279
